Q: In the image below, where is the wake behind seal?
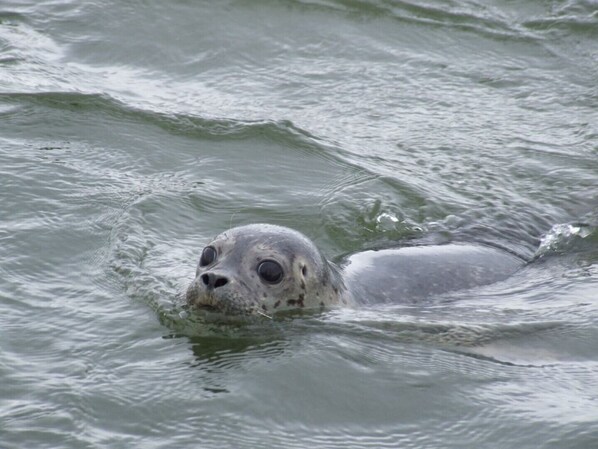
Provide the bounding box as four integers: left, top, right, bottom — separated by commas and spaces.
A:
185, 224, 524, 318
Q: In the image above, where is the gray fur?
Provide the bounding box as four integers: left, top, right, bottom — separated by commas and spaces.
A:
343, 244, 523, 304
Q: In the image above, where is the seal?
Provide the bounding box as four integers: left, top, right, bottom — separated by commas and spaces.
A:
186, 224, 524, 318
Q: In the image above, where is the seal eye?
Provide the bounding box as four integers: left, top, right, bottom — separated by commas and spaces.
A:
199, 246, 217, 267
257, 260, 283, 284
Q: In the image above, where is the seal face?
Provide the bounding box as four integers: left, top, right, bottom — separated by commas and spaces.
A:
186, 224, 347, 317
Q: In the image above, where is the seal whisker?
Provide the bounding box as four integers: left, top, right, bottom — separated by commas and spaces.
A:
255, 309, 273, 320
229, 211, 239, 230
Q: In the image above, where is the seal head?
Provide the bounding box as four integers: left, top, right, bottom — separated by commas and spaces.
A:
186, 224, 346, 317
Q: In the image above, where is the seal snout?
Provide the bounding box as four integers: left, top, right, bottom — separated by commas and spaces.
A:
200, 272, 229, 290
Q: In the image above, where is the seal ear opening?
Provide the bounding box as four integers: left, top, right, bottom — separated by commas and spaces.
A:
301, 265, 308, 277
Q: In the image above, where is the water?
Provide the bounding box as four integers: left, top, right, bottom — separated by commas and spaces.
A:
1, 1, 597, 447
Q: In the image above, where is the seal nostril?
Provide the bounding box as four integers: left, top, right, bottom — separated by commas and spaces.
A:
201, 272, 228, 289
214, 277, 228, 288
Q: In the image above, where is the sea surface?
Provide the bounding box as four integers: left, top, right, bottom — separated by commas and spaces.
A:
1, 1, 597, 448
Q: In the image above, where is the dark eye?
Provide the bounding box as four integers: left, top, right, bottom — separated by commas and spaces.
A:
257, 260, 283, 284
199, 246, 217, 267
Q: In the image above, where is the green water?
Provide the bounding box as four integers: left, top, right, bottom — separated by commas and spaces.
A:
1, 1, 597, 448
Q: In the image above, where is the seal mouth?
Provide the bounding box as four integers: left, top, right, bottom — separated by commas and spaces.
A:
195, 299, 243, 316
188, 288, 263, 317
196, 303, 222, 313
195, 300, 268, 319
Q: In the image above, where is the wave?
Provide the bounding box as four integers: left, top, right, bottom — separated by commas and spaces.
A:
288, 0, 580, 43
0, 90, 340, 151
